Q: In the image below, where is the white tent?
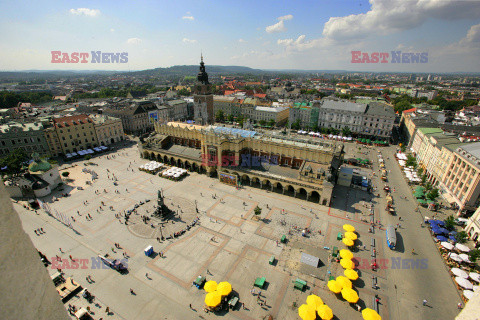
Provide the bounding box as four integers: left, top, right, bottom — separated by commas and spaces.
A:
459, 253, 472, 263
463, 290, 475, 300
469, 272, 480, 283
452, 268, 469, 278
441, 242, 454, 250
456, 277, 474, 290
449, 252, 463, 263
456, 243, 471, 252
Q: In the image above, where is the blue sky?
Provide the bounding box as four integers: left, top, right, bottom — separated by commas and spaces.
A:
0, 0, 479, 72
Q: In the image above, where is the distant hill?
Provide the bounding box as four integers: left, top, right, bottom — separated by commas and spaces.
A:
129, 65, 266, 76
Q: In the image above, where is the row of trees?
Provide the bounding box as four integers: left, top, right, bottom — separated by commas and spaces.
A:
215, 111, 246, 127
392, 93, 478, 113
0, 149, 30, 175
0, 91, 53, 108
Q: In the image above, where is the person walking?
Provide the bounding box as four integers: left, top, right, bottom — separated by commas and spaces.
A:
422, 299, 427, 306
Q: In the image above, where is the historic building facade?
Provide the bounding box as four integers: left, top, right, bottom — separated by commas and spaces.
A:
141, 122, 344, 205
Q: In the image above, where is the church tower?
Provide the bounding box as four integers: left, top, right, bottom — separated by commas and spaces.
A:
193, 55, 214, 125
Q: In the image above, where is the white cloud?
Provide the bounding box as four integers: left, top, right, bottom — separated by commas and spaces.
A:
182, 14, 195, 21
266, 20, 286, 33
182, 38, 197, 44
322, 0, 480, 41
69, 8, 100, 17
278, 14, 293, 21
266, 14, 293, 33
110, 28, 115, 33
126, 38, 142, 45
238, 39, 246, 43
459, 23, 480, 47
277, 35, 325, 51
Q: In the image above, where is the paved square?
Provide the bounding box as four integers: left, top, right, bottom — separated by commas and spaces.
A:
13, 141, 462, 320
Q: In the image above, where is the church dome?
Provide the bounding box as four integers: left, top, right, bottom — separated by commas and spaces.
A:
29, 160, 52, 173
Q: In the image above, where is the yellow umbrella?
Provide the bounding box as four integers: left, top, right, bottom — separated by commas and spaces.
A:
340, 258, 355, 269
327, 280, 342, 293
205, 291, 222, 307
341, 287, 359, 303
317, 304, 334, 320
217, 281, 232, 296
336, 276, 352, 289
344, 269, 359, 280
342, 238, 354, 247
306, 294, 323, 309
362, 308, 381, 320
339, 249, 353, 259
343, 224, 355, 232
204, 280, 217, 293
345, 231, 358, 240
298, 304, 316, 320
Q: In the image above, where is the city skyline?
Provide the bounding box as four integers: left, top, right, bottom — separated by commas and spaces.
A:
1, 0, 480, 72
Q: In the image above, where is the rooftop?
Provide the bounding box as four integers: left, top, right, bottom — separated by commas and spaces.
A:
364, 101, 396, 118
418, 127, 444, 135
320, 100, 366, 113
254, 106, 288, 113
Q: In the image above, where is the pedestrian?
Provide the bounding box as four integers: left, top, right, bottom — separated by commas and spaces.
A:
130, 288, 135, 295
458, 302, 462, 309
106, 306, 110, 313
189, 304, 192, 309
412, 249, 415, 254
422, 299, 427, 306
146, 273, 149, 278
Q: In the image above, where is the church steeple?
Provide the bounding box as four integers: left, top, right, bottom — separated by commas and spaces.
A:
197, 54, 209, 85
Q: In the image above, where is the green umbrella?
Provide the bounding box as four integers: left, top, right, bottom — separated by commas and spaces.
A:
366, 139, 371, 144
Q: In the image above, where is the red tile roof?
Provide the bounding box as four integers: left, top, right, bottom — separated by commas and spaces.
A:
402, 108, 417, 114
53, 114, 92, 128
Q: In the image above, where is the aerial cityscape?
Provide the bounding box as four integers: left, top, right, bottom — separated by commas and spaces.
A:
1, 1, 480, 320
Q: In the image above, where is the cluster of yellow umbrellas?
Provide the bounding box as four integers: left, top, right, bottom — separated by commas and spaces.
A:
297, 294, 334, 320
204, 281, 232, 308
328, 276, 358, 303
342, 225, 357, 247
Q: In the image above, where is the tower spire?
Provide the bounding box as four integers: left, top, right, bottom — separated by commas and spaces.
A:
201, 51, 203, 63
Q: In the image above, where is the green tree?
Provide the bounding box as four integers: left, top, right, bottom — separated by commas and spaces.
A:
406, 155, 417, 168
424, 182, 432, 191
177, 88, 190, 96
259, 120, 266, 126
227, 114, 234, 122
0, 148, 29, 175
84, 155, 92, 161
342, 127, 352, 136
215, 110, 225, 122
444, 215, 455, 231
254, 206, 262, 216
455, 231, 468, 244
426, 188, 439, 201
468, 249, 480, 263
267, 119, 275, 127
291, 119, 301, 130
61, 171, 70, 177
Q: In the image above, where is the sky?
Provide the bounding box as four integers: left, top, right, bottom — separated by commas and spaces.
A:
0, 0, 479, 73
